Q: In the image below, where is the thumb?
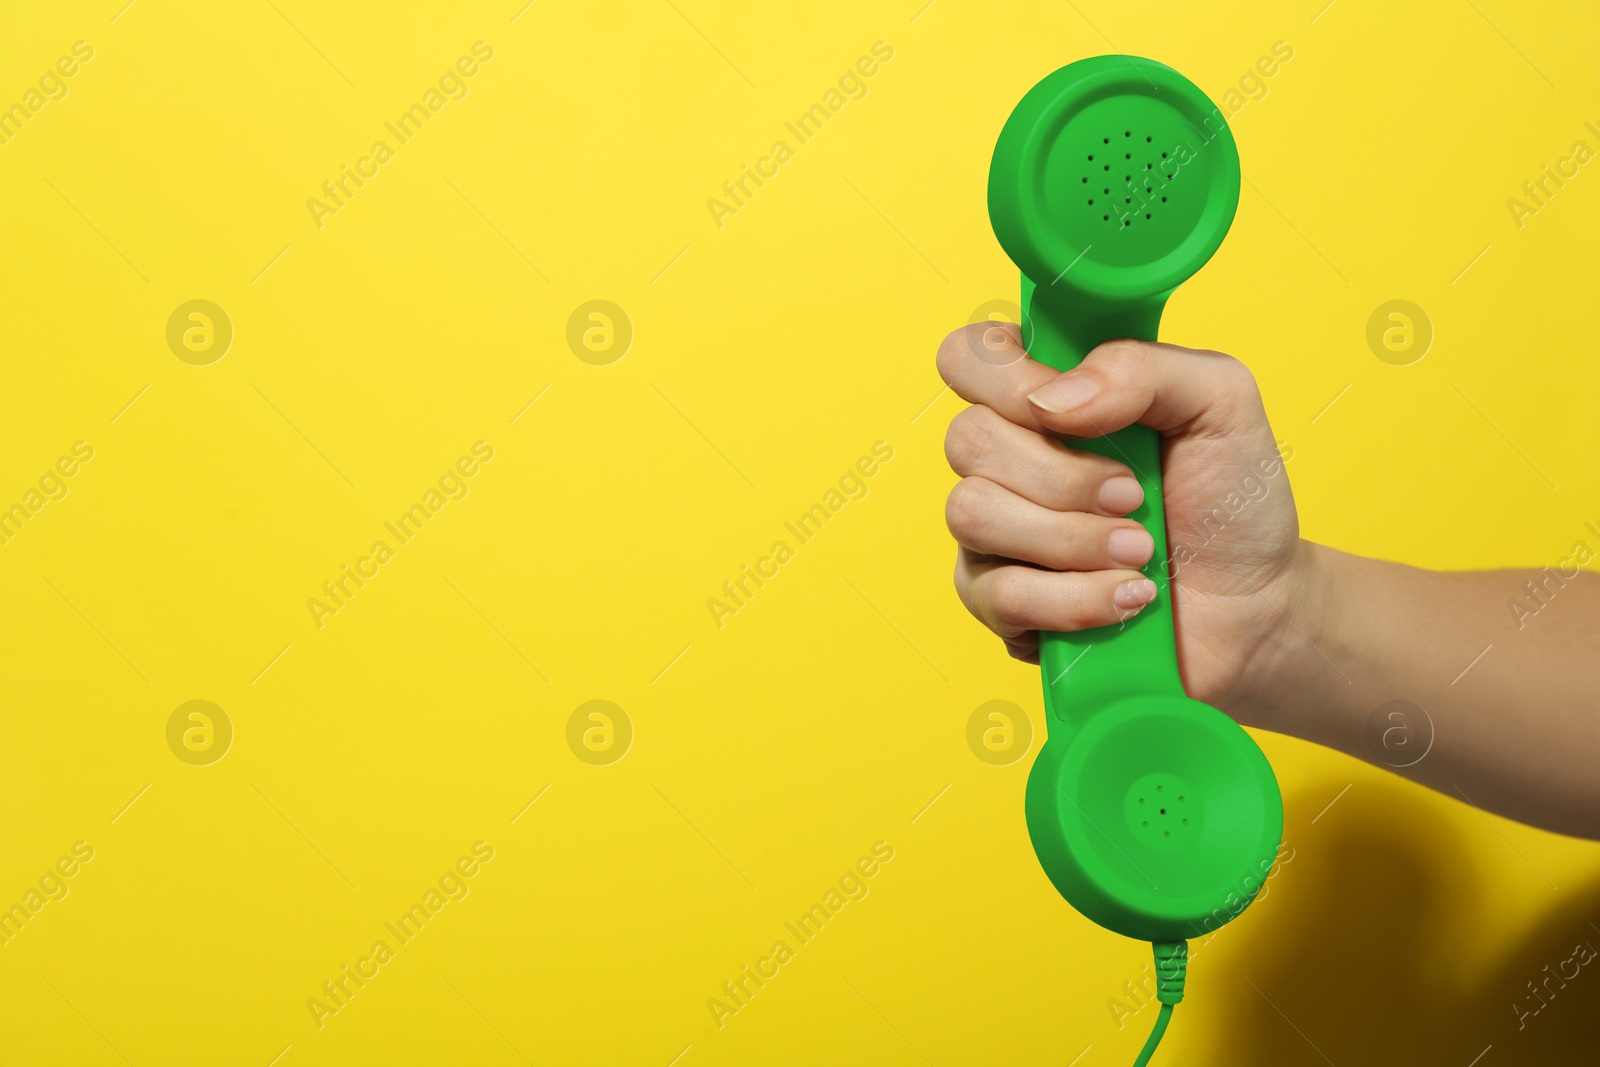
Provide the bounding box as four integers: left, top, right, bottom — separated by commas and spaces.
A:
1023, 339, 1261, 439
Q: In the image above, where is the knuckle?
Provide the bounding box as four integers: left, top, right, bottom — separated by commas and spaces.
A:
944, 406, 998, 474
972, 321, 1022, 364
1099, 338, 1145, 361
1038, 444, 1105, 510
1195, 353, 1263, 425
940, 322, 1023, 378
944, 476, 995, 541
952, 556, 973, 609
1065, 580, 1110, 629
1051, 575, 1105, 631
1095, 339, 1147, 375
936, 324, 983, 382
984, 569, 1035, 630
1216, 354, 1262, 401
1042, 512, 1096, 567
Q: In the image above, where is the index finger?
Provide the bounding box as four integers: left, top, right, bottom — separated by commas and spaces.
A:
935, 322, 1066, 435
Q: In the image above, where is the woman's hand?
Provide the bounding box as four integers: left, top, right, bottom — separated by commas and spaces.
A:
938, 322, 1308, 724
939, 320, 1600, 837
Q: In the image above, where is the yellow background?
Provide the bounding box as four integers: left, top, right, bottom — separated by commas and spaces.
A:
2, 0, 1598, 1063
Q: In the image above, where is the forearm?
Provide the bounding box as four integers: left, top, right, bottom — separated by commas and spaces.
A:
1244, 542, 1600, 838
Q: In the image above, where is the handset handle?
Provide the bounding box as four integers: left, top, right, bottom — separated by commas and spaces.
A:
1023, 278, 1185, 734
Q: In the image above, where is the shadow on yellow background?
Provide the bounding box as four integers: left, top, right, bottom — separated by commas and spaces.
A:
1201, 773, 1600, 1066
0, 0, 1596, 1064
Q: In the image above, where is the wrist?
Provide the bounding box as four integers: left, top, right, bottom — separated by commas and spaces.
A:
1227, 539, 1340, 730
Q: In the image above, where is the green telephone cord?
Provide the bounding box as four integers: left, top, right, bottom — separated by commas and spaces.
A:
1132, 1007, 1171, 1067
1132, 941, 1187, 1066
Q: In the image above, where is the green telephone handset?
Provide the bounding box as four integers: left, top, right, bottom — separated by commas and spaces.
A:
987, 56, 1284, 1064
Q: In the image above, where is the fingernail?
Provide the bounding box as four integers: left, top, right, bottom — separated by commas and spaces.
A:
1114, 579, 1158, 610
1027, 372, 1099, 414
1097, 476, 1144, 514
1108, 527, 1154, 567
